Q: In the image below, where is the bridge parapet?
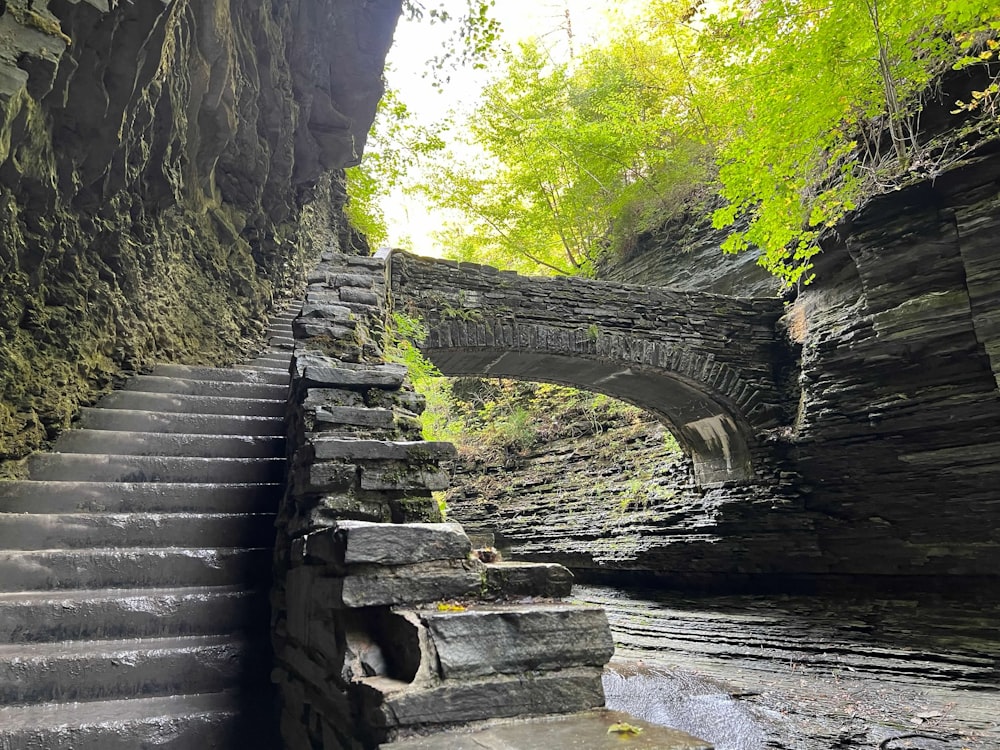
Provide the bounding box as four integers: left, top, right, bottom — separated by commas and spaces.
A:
386, 251, 790, 488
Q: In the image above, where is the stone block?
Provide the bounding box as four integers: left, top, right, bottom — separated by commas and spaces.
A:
294, 321, 357, 339
360, 462, 450, 491
313, 406, 396, 429
420, 604, 615, 679
300, 301, 354, 320
314, 493, 392, 523
312, 439, 455, 462
332, 273, 375, 288
483, 561, 574, 599
305, 520, 472, 567
340, 287, 380, 306
358, 667, 606, 732
389, 496, 444, 524
303, 388, 366, 410
295, 353, 407, 389
307, 560, 483, 609
294, 461, 358, 494
345, 255, 386, 269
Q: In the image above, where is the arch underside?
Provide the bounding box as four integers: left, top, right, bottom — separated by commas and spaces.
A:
425, 347, 755, 487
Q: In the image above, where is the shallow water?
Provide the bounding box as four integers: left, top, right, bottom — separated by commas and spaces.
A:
603, 665, 775, 750
577, 584, 1000, 750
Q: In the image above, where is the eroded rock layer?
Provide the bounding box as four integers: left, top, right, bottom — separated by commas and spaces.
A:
448, 145, 1000, 584
0, 0, 400, 460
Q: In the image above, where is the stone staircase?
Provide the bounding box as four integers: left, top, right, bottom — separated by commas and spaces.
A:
0, 308, 297, 748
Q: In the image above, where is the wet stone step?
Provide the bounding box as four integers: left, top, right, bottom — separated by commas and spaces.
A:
416, 604, 615, 680
0, 585, 268, 643
97, 391, 286, 417
0, 690, 277, 750
78, 408, 285, 436
54, 430, 285, 459
124, 375, 288, 400
27, 454, 285, 484
151, 364, 289, 385
0, 634, 264, 705
0, 512, 277, 550
0, 547, 272, 592
234, 364, 290, 377
358, 667, 606, 737
0, 481, 281, 514
247, 354, 292, 366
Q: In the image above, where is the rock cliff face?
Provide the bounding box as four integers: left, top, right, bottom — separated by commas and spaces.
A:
449, 143, 1000, 585
0, 0, 401, 461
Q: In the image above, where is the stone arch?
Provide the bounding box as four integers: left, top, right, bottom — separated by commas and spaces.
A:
421, 317, 776, 487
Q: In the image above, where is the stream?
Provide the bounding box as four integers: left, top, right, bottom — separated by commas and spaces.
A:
573, 585, 1000, 750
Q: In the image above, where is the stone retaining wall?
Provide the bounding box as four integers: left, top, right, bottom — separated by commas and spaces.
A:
271, 252, 615, 748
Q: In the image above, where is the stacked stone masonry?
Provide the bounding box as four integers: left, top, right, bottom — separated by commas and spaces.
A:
271, 251, 616, 749
388, 250, 791, 488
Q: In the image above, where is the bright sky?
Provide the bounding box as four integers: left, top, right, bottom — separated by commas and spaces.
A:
379, 0, 644, 254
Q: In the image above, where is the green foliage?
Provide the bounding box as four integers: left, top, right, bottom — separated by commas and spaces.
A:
418, 26, 715, 275
377, 0, 1000, 286
402, 1, 502, 86
383, 313, 466, 443
701, 0, 1000, 284
344, 89, 447, 248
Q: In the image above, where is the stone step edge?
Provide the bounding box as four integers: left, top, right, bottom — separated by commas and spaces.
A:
0, 689, 255, 733
0, 631, 251, 660
0, 583, 262, 603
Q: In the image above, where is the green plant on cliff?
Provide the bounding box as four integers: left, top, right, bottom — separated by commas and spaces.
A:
700, 0, 1000, 284
384, 313, 466, 442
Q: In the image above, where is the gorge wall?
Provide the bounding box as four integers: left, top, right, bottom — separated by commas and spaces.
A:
0, 0, 401, 462
446, 143, 1000, 587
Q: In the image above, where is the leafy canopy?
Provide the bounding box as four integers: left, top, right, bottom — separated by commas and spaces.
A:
351, 0, 1000, 284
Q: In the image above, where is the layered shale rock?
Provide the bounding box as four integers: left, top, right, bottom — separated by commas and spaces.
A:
445, 144, 1000, 585
0, 0, 401, 461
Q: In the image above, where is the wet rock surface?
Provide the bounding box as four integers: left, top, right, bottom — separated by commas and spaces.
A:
383, 709, 713, 749
0, 0, 401, 462
273, 253, 619, 748
579, 585, 1000, 750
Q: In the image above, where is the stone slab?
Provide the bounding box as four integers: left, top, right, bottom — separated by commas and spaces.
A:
420, 604, 614, 679
306, 520, 471, 566
483, 562, 574, 599
292, 560, 483, 610
313, 406, 396, 429
311, 438, 456, 462
360, 464, 450, 492
380, 709, 713, 749
294, 354, 406, 389
359, 667, 606, 731
299, 301, 354, 320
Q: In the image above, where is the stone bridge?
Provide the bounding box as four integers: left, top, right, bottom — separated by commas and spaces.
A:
384, 251, 791, 487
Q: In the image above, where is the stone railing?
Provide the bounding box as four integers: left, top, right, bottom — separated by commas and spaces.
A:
271, 251, 615, 748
